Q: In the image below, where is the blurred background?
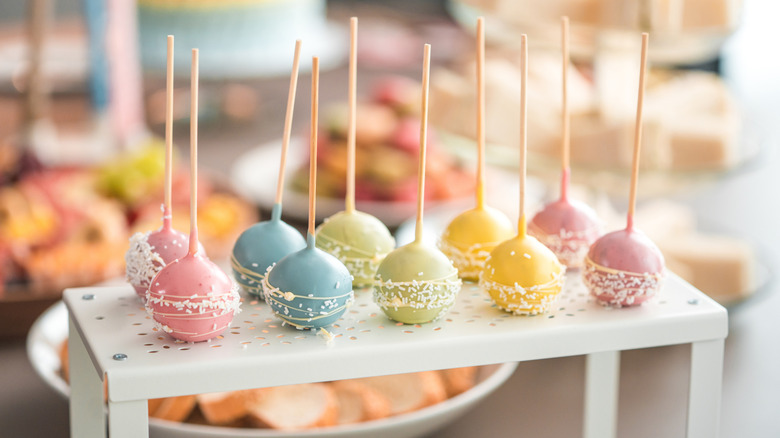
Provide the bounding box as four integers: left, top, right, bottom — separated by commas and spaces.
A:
1, 0, 779, 437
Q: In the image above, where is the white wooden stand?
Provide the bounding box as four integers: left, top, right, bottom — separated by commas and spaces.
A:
65, 273, 727, 438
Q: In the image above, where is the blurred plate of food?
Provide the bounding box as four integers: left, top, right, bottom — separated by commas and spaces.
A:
27, 299, 517, 438
232, 76, 519, 227
0, 139, 257, 336
429, 49, 763, 197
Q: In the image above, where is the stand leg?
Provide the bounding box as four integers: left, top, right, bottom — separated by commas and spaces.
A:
69, 315, 106, 437
687, 339, 724, 438
583, 350, 620, 438
108, 399, 149, 438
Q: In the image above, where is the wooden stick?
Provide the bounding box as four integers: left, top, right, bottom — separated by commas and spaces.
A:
475, 16, 486, 210
518, 35, 528, 238
164, 35, 174, 223
627, 33, 649, 231
345, 17, 358, 213
560, 16, 570, 201
188, 48, 199, 255
275, 39, 302, 206
414, 44, 432, 244
309, 57, 320, 238
24, 0, 50, 132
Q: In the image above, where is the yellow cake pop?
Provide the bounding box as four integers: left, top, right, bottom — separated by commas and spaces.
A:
440, 18, 513, 281
479, 35, 565, 315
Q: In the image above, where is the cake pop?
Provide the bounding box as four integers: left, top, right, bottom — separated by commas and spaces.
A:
316, 18, 395, 288
529, 18, 600, 269
146, 49, 240, 342
440, 17, 514, 281
480, 35, 565, 316
263, 58, 354, 330
232, 40, 306, 298
584, 34, 664, 307
374, 45, 462, 324
125, 36, 198, 299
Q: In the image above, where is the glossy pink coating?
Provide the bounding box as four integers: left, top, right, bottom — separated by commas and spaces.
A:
583, 228, 664, 307
529, 198, 601, 269
146, 251, 240, 342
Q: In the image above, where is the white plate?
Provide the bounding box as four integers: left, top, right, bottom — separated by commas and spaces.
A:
27, 301, 517, 438
230, 138, 524, 227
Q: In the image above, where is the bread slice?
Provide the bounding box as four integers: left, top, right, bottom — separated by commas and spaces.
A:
196, 390, 253, 425
355, 371, 447, 415
331, 380, 391, 425
150, 395, 197, 422
246, 383, 338, 430
440, 367, 478, 397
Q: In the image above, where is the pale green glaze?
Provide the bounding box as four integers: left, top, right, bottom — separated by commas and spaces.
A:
374, 241, 461, 324
316, 210, 395, 288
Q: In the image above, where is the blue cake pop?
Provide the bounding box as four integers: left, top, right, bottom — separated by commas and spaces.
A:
231, 41, 305, 298
263, 56, 354, 329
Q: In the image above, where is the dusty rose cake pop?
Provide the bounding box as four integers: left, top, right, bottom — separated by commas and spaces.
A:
583, 33, 665, 307
584, 228, 664, 307
146, 49, 240, 342
529, 194, 600, 269
439, 18, 514, 281
125, 36, 197, 298
528, 19, 600, 269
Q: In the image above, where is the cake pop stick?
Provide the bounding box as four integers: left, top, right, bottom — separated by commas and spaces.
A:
518, 34, 528, 238
231, 41, 306, 297
189, 48, 200, 255
262, 57, 354, 330
583, 33, 665, 308
627, 33, 649, 231
309, 57, 320, 239
560, 16, 570, 200
438, 18, 514, 280
527, 17, 601, 269
414, 44, 432, 244
475, 16, 486, 210
346, 17, 357, 214
163, 35, 174, 227
479, 34, 565, 316
276, 40, 302, 207
315, 18, 395, 288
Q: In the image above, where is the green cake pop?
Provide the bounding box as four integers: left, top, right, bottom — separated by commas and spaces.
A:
316, 18, 395, 288
232, 41, 305, 298
374, 44, 461, 324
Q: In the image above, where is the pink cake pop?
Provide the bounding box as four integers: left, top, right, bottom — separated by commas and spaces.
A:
529, 18, 600, 269
146, 49, 240, 342
583, 34, 664, 307
125, 36, 201, 298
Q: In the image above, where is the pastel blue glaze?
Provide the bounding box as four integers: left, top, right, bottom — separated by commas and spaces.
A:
231, 203, 306, 298
266, 232, 354, 329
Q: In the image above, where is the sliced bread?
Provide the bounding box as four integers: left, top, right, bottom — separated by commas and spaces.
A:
331, 380, 391, 425
246, 383, 338, 430
355, 371, 447, 415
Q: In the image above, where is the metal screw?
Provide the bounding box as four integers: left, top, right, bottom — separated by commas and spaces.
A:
687, 299, 699, 305
112, 353, 128, 361
82, 294, 95, 300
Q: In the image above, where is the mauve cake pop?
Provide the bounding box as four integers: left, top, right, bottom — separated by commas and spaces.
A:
529, 18, 600, 269
232, 41, 305, 298
125, 36, 195, 299
316, 19, 395, 288
479, 35, 565, 315
440, 18, 513, 281
584, 34, 665, 307
263, 58, 354, 330
374, 45, 462, 324
146, 48, 240, 342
